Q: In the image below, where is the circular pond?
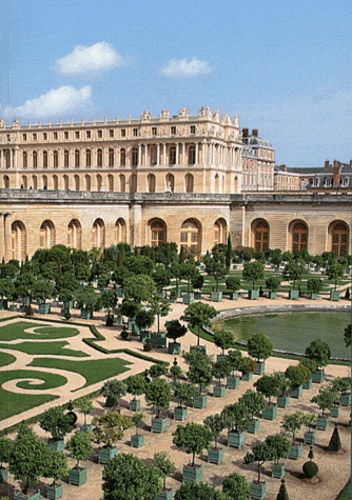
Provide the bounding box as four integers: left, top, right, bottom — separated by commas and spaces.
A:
222, 311, 351, 359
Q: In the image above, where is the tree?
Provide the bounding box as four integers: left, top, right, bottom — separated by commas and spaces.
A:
221, 403, 250, 434
132, 413, 144, 436
9, 424, 51, 495
327, 425, 342, 452
43, 449, 69, 487
172, 422, 213, 467
173, 382, 198, 409
311, 387, 335, 416
179, 261, 200, 294
165, 319, 187, 343
265, 276, 281, 292
242, 261, 265, 289
74, 396, 94, 426
306, 277, 323, 296
181, 301, 217, 347
225, 276, 241, 292
148, 294, 171, 334
152, 452, 176, 491
152, 265, 172, 292
148, 363, 168, 379
282, 411, 305, 444
39, 406, 74, 441
254, 374, 281, 404
184, 350, 213, 395
239, 390, 266, 420
247, 333, 273, 362
32, 279, 56, 304
214, 329, 236, 355
175, 481, 230, 500
227, 348, 243, 376
305, 339, 331, 369
75, 284, 99, 312
102, 453, 162, 500
123, 274, 156, 302
222, 472, 250, 500
203, 253, 227, 292
326, 262, 345, 290
239, 357, 257, 375
66, 431, 92, 469
101, 379, 127, 411
265, 433, 291, 465
135, 308, 155, 332
93, 411, 133, 448
145, 378, 171, 419
344, 324, 352, 347
244, 441, 272, 483
204, 414, 225, 449
212, 359, 231, 386
125, 374, 147, 400
0, 437, 13, 469
276, 479, 289, 500
285, 364, 311, 388
282, 262, 303, 289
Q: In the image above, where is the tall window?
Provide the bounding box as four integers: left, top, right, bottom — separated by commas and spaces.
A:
85, 174, 91, 192
185, 173, 194, 193
74, 175, 80, 191
180, 218, 201, 256
86, 149, 91, 167
43, 151, 48, 169
188, 145, 196, 165
97, 148, 103, 167
108, 174, 114, 192
147, 173, 156, 193
75, 149, 80, 168
119, 174, 126, 192
3, 175, 10, 188
150, 147, 157, 166
64, 150, 69, 168
330, 221, 349, 257
120, 148, 126, 166
23, 152, 28, 169
252, 219, 269, 252
115, 218, 126, 243
40, 220, 55, 248
291, 220, 308, 253
33, 151, 38, 169
166, 173, 174, 192
97, 174, 103, 192
150, 219, 166, 246
132, 148, 138, 167
53, 150, 58, 168
11, 221, 26, 261
53, 175, 58, 190
32, 175, 38, 190
109, 148, 114, 167
169, 146, 176, 165
67, 219, 82, 249
93, 218, 105, 248
214, 219, 227, 246
63, 175, 69, 191
130, 174, 137, 193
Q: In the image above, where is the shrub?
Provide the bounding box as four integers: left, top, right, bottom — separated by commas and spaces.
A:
143, 339, 152, 351
302, 460, 319, 478
121, 328, 129, 340
106, 314, 114, 326
63, 311, 72, 320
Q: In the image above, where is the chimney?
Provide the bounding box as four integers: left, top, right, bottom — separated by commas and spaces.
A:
333, 160, 341, 187
252, 129, 258, 137
242, 128, 249, 138
324, 160, 330, 170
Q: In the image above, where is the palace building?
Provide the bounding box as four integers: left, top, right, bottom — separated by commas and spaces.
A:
0, 107, 350, 261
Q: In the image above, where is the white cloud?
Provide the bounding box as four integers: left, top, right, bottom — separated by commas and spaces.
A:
160, 57, 211, 78
3, 85, 92, 118
54, 42, 123, 76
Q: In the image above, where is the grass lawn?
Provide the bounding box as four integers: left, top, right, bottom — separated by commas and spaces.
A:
30, 357, 132, 389
0, 341, 89, 357
337, 481, 351, 499
0, 351, 17, 367
0, 321, 80, 341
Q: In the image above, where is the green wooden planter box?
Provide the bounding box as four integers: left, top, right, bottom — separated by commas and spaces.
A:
140, 331, 151, 342
213, 384, 226, 398
190, 345, 207, 354
193, 394, 208, 409
116, 287, 124, 298
272, 463, 285, 479
151, 417, 168, 433
69, 466, 87, 486
310, 292, 319, 300
228, 431, 245, 448
80, 308, 93, 319
227, 375, 240, 389
174, 406, 188, 421
229, 292, 238, 300
9, 304, 17, 311
182, 293, 194, 305
48, 438, 64, 451
194, 292, 202, 299
182, 463, 203, 483
151, 333, 167, 348
207, 447, 224, 464
304, 431, 316, 445
247, 418, 260, 434
316, 415, 330, 431
241, 371, 253, 381
14, 490, 40, 500
290, 385, 303, 399
289, 289, 299, 300
312, 369, 324, 383
217, 354, 228, 362
330, 290, 340, 301
288, 443, 302, 460
254, 361, 265, 375
129, 398, 141, 411
248, 289, 259, 300
340, 393, 352, 406
330, 406, 341, 418
211, 291, 223, 302
168, 342, 181, 354
277, 395, 290, 408
156, 489, 174, 500
38, 302, 51, 314
303, 377, 313, 390
80, 424, 92, 433
0, 299, 8, 310
131, 434, 144, 448
98, 445, 117, 464
269, 291, 277, 299
250, 480, 267, 500
0, 467, 8, 481
47, 483, 63, 500
262, 404, 277, 421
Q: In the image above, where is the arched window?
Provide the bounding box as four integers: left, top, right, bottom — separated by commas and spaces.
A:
252, 219, 270, 252
85, 174, 91, 192
40, 220, 55, 249
290, 220, 308, 253
166, 173, 174, 192
21, 175, 28, 189
33, 151, 38, 169
329, 221, 349, 257
3, 175, 9, 188
97, 174, 103, 192
130, 174, 137, 193
150, 147, 157, 166
42, 175, 48, 189
149, 219, 166, 246
53, 150, 58, 168
43, 151, 48, 169
86, 149, 91, 167
132, 148, 138, 167
214, 218, 227, 246
119, 174, 126, 192
32, 175, 38, 190
63, 175, 69, 191
147, 173, 156, 193
214, 174, 219, 193
188, 145, 196, 165
234, 175, 239, 193
109, 148, 114, 167
75, 149, 80, 168
115, 218, 126, 243
74, 175, 80, 191
185, 173, 194, 193
67, 219, 82, 249
64, 150, 69, 168
23, 152, 28, 169
120, 148, 126, 167
93, 218, 105, 248
53, 175, 58, 190
108, 174, 114, 192
12, 221, 26, 261
180, 218, 201, 257
169, 146, 176, 165
97, 148, 103, 167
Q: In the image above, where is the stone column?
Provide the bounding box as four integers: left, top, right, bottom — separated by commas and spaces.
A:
138, 144, 142, 166
145, 144, 149, 166
157, 144, 160, 165
182, 143, 186, 165
195, 143, 199, 164
163, 144, 166, 165
176, 143, 179, 165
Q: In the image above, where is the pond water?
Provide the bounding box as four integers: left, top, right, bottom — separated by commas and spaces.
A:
223, 311, 351, 359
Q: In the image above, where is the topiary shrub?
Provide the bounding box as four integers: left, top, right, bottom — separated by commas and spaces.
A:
121, 328, 129, 340
106, 314, 114, 326
143, 339, 152, 352
302, 460, 319, 478
64, 311, 72, 320
327, 425, 342, 452
276, 479, 289, 500
25, 304, 34, 316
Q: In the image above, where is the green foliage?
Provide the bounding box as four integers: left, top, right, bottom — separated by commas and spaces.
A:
221, 403, 250, 433
148, 363, 168, 379
239, 390, 266, 420
101, 379, 127, 411
75, 284, 100, 311
247, 333, 273, 362
124, 274, 156, 302
265, 433, 291, 465
204, 413, 225, 448
225, 276, 241, 292
329, 376, 351, 398
44, 450, 69, 485
74, 396, 94, 425
254, 374, 281, 403
212, 359, 231, 384
306, 277, 323, 294
184, 350, 213, 394
302, 460, 319, 478
222, 472, 250, 500
102, 453, 162, 500
92, 411, 133, 448
214, 329, 236, 354
182, 301, 217, 346
172, 422, 213, 467
244, 441, 272, 482
165, 319, 187, 341
145, 378, 171, 419
152, 452, 176, 490
0, 438, 13, 467
242, 261, 265, 289
203, 253, 227, 291
39, 406, 74, 440
305, 339, 331, 368
285, 364, 310, 388
170, 364, 183, 381
326, 262, 345, 290
227, 349, 243, 375
135, 308, 155, 331
265, 276, 281, 292
125, 374, 147, 398
343, 324, 352, 347
311, 387, 334, 415
239, 357, 257, 374
302, 412, 318, 432
66, 430, 92, 468
175, 481, 230, 500
173, 382, 198, 408
327, 425, 342, 452
276, 479, 289, 500
282, 411, 305, 443
148, 294, 171, 333
300, 357, 318, 374
282, 262, 304, 289
132, 413, 144, 435
274, 372, 292, 397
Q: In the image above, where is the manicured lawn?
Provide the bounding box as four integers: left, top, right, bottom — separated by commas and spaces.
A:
337, 481, 351, 499
0, 351, 17, 367
30, 357, 132, 389
0, 341, 89, 357
0, 321, 80, 341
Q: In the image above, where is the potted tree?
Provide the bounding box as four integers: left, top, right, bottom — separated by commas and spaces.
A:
225, 276, 241, 300
74, 396, 94, 432
265, 433, 291, 479
153, 452, 176, 500
274, 372, 292, 408
305, 339, 331, 383
265, 276, 281, 299
66, 430, 92, 486
183, 350, 213, 409
203, 253, 227, 302
204, 414, 226, 464
213, 329, 236, 362
44, 450, 68, 500
173, 382, 198, 421
300, 357, 318, 390
33, 279, 55, 314
330, 376, 351, 409
131, 413, 145, 448
221, 402, 250, 449
39, 406, 74, 451
239, 356, 257, 382
93, 411, 132, 464
145, 377, 171, 433
282, 411, 305, 459
192, 274, 204, 300
149, 294, 171, 345
247, 333, 273, 375
226, 348, 243, 389
311, 387, 334, 431
326, 262, 345, 301
212, 359, 231, 397
75, 284, 99, 319
239, 389, 266, 434
283, 262, 303, 299
285, 364, 311, 399
181, 301, 217, 352
0, 437, 13, 481
125, 374, 147, 411
242, 261, 265, 300
303, 412, 318, 445
222, 472, 250, 499
254, 374, 280, 420
165, 319, 187, 355
172, 422, 213, 483
179, 261, 200, 304
244, 441, 271, 499
101, 379, 127, 411
306, 277, 323, 300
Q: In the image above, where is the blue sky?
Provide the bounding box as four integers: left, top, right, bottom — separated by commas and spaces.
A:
1, 0, 351, 166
